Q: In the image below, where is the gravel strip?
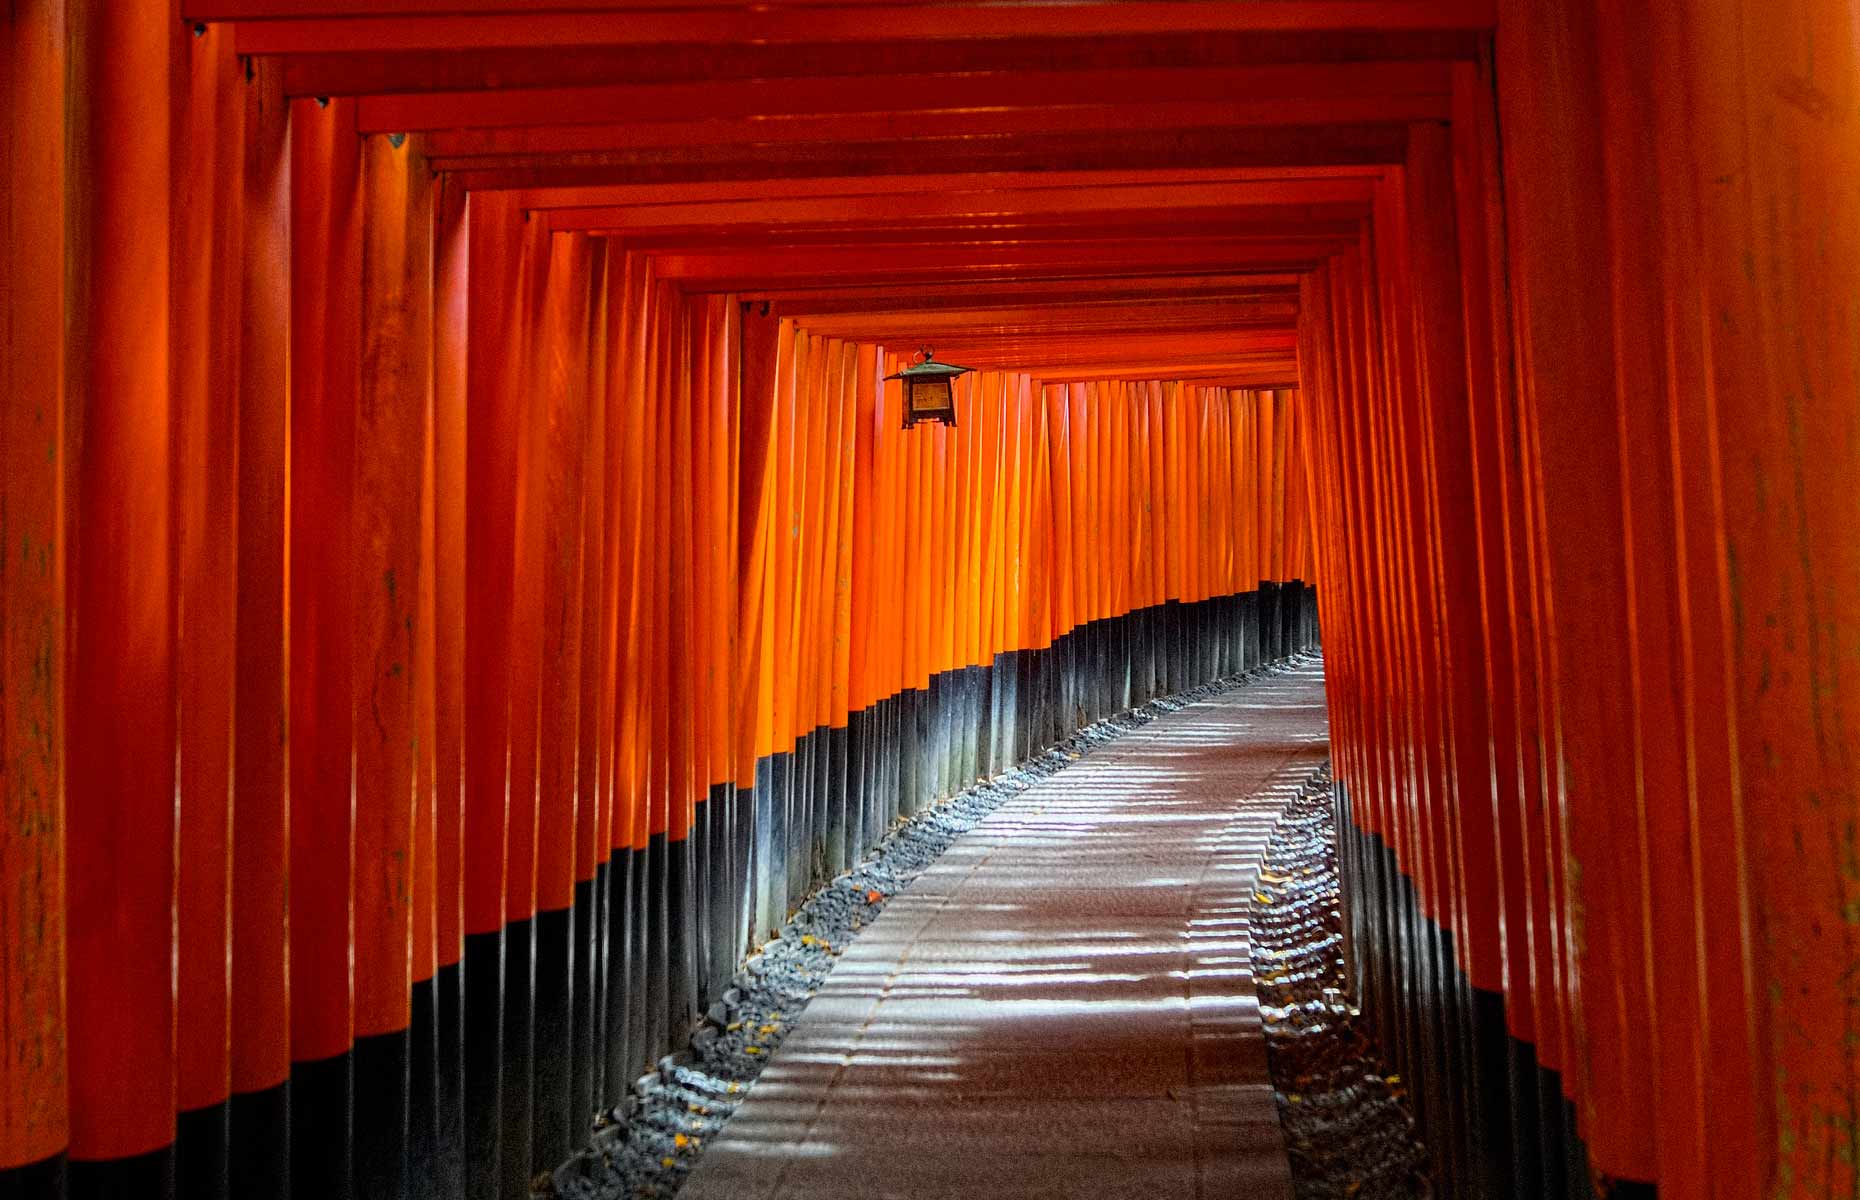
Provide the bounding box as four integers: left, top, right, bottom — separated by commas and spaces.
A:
547, 657, 1313, 1200
1252, 764, 1433, 1199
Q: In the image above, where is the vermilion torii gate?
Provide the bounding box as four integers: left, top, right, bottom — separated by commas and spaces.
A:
2, 4, 1856, 1198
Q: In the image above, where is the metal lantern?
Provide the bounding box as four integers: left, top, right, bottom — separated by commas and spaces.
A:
884, 348, 971, 429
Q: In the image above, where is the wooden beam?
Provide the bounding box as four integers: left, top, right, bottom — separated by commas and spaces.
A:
540, 183, 1376, 230
423, 97, 1446, 168
442, 125, 1409, 190
353, 62, 1445, 130
651, 239, 1332, 287
282, 33, 1471, 97
196, 3, 1495, 52
756, 274, 1305, 313
518, 166, 1381, 210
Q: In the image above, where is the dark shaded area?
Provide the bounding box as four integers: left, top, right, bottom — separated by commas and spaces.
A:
226, 1081, 289, 1200
0, 1150, 68, 1200
551, 660, 1308, 1199
288, 1051, 353, 1200
175, 1099, 229, 1200
1333, 785, 1658, 1198
1253, 764, 1431, 1198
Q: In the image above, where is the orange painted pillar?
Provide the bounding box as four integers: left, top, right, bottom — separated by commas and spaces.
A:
1, 2, 69, 1193
1495, 0, 1659, 1181
610, 254, 656, 1077
662, 296, 697, 1030
411, 335, 441, 1193
428, 172, 471, 1200
228, 54, 292, 1200
288, 93, 362, 1200
1602, 7, 1757, 1191
351, 128, 434, 1199
846, 343, 878, 824
1638, 3, 1858, 1191
573, 249, 611, 1123
532, 231, 591, 1173
639, 284, 672, 1054
734, 303, 780, 943
63, 1, 176, 1194
461, 189, 522, 1200
172, 23, 244, 1200
499, 213, 552, 1200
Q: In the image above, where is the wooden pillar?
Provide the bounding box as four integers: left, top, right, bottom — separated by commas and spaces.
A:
428, 174, 471, 1200
351, 128, 434, 1200
228, 54, 292, 1200
461, 190, 522, 1200
532, 230, 591, 1175
0, 2, 69, 1195
287, 93, 363, 1200
498, 213, 550, 1200
63, 1, 176, 1193
1652, 3, 1860, 1192
172, 22, 245, 1200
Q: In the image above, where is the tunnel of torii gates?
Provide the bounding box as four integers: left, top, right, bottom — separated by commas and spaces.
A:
0, 2, 1856, 1199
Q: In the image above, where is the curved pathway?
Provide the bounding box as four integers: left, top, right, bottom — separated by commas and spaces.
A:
682, 660, 1330, 1200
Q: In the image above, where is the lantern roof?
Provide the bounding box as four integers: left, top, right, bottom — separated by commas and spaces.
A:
884, 353, 973, 382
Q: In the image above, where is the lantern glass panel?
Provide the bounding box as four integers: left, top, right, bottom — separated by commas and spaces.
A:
908, 378, 956, 425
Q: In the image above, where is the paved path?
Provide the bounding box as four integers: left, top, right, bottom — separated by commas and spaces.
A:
683, 660, 1330, 1200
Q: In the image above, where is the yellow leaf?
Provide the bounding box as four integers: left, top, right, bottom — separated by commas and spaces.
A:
744, 1045, 763, 1055
759, 1023, 778, 1035
726, 1021, 742, 1032
661, 1157, 675, 1169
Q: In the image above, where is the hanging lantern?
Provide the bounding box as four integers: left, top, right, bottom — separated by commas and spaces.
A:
885, 347, 971, 429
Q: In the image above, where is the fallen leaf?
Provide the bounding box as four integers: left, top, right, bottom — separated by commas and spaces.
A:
660, 1157, 675, 1169
674, 1134, 690, 1149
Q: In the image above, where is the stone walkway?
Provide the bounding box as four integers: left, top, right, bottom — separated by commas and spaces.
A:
682, 660, 1330, 1200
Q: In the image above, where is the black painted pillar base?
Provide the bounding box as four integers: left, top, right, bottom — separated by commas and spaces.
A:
175, 1099, 228, 1200
569, 874, 599, 1151
68, 1147, 174, 1200
227, 1081, 289, 1200
531, 903, 574, 1175
1334, 798, 1658, 1200
433, 960, 466, 1200
353, 1027, 410, 1200
409, 973, 440, 1200
461, 928, 504, 1200
290, 1050, 353, 1200
0, 1151, 67, 1200
601, 855, 630, 1110
499, 915, 536, 1200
